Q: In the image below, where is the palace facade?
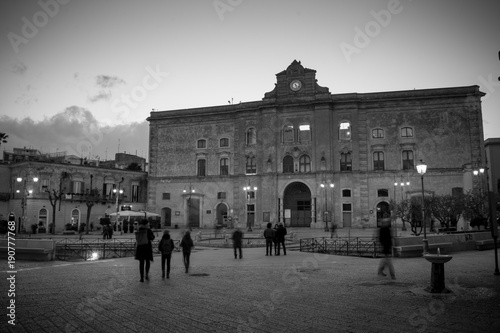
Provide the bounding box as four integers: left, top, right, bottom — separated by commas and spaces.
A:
147, 60, 486, 229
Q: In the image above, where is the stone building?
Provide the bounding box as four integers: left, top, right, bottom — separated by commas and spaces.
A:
147, 60, 486, 230
0, 159, 148, 233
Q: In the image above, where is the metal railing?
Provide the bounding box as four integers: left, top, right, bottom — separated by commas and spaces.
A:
55, 239, 180, 261
300, 237, 382, 258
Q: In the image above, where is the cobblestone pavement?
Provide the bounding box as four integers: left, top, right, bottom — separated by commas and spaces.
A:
2, 240, 500, 333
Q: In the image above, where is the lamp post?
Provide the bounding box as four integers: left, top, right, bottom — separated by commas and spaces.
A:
113, 177, 124, 234
16, 171, 39, 233
183, 184, 195, 230
416, 160, 428, 254
320, 181, 334, 232
243, 184, 257, 232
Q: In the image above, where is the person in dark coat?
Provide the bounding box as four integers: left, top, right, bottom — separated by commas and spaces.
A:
158, 230, 175, 279
135, 219, 155, 282
179, 230, 194, 273
275, 223, 287, 255
377, 219, 395, 279
232, 227, 243, 259
263, 222, 275, 256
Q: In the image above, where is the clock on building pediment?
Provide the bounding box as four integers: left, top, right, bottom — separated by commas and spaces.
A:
263, 60, 330, 100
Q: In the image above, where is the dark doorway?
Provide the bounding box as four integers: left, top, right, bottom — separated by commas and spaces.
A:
284, 182, 312, 227
162, 207, 172, 227
216, 203, 227, 226
188, 198, 200, 228
376, 202, 391, 227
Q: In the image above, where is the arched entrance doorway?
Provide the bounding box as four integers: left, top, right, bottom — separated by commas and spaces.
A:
283, 182, 312, 227
376, 201, 391, 227
215, 203, 228, 227
162, 207, 172, 227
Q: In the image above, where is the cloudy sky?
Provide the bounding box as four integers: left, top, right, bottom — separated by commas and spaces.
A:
1, 0, 499, 161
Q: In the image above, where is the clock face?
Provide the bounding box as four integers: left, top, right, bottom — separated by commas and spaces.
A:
290, 80, 302, 91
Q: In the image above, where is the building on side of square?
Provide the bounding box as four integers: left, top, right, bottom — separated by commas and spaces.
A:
0, 154, 148, 233
147, 60, 486, 229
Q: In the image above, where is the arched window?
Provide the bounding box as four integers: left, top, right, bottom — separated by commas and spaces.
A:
246, 128, 256, 145
283, 155, 294, 173
299, 154, 311, 173
39, 208, 48, 230
339, 122, 351, 140
71, 209, 80, 228
220, 158, 229, 176
283, 124, 294, 143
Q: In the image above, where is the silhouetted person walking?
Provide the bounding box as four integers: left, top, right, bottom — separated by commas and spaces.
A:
158, 230, 175, 279
377, 219, 395, 279
180, 230, 194, 273
135, 219, 155, 282
232, 227, 243, 259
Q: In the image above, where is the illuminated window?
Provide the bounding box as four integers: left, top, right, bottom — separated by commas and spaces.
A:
298, 124, 311, 142
339, 122, 351, 140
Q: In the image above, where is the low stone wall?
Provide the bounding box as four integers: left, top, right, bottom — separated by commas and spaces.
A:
394, 231, 494, 253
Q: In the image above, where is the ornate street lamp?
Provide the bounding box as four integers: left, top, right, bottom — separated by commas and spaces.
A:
113, 177, 124, 233
320, 181, 334, 232
416, 160, 428, 254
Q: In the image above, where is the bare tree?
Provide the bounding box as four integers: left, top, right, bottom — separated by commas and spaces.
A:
46, 172, 69, 234
428, 194, 465, 232
0, 133, 8, 146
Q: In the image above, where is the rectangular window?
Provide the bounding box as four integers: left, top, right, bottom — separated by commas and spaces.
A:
283, 125, 294, 143
220, 158, 229, 176
246, 128, 256, 145
220, 138, 229, 148
132, 185, 140, 202
72, 181, 83, 194
401, 127, 413, 138
246, 191, 255, 200
372, 128, 384, 138
342, 189, 351, 197
217, 192, 226, 199
340, 152, 352, 171
197, 159, 206, 177
339, 122, 351, 140
298, 125, 311, 142
378, 189, 389, 197
41, 179, 49, 190
197, 139, 207, 148
246, 157, 256, 174
373, 151, 385, 171
402, 150, 414, 170
342, 203, 352, 211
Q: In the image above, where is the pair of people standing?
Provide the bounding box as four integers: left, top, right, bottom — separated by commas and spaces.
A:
264, 222, 287, 256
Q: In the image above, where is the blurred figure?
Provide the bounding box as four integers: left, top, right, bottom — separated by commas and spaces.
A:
377, 219, 395, 279
179, 230, 194, 273
135, 219, 155, 282
275, 223, 287, 255
232, 227, 243, 259
263, 222, 275, 256
158, 230, 175, 278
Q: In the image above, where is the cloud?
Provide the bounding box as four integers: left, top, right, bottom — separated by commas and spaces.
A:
0, 106, 149, 161
87, 74, 125, 103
